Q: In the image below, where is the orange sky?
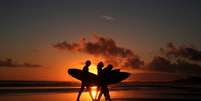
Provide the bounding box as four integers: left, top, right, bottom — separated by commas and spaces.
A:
0, 37, 186, 82
0, 0, 200, 82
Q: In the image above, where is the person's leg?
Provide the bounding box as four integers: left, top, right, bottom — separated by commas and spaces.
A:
105, 87, 111, 101
102, 86, 107, 101
103, 91, 107, 101
97, 89, 103, 101
76, 83, 85, 101
87, 86, 96, 101
95, 87, 100, 101
103, 86, 111, 101
95, 85, 101, 101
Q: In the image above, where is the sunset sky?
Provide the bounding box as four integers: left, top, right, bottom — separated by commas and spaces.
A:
0, 0, 201, 82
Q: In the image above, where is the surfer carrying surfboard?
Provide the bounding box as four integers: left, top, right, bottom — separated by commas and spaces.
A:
76, 60, 91, 101
68, 61, 130, 101
97, 62, 112, 101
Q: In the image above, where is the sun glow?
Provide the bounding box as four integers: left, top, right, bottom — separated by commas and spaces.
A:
90, 86, 98, 100
89, 64, 98, 75
88, 64, 99, 100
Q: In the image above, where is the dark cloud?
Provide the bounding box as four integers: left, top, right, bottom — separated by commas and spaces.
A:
54, 36, 201, 77
53, 41, 80, 51
148, 56, 172, 72
148, 56, 201, 77
0, 58, 42, 68
124, 57, 144, 68
161, 42, 201, 61
53, 34, 144, 68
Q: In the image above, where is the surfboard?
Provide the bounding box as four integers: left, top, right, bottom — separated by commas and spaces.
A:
68, 68, 99, 86
68, 68, 130, 85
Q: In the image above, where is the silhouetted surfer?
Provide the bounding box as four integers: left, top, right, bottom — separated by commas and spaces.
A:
68, 61, 130, 101
76, 60, 91, 101
97, 62, 112, 101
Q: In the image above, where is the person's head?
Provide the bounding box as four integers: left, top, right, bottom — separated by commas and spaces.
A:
85, 60, 91, 66
97, 61, 104, 69
107, 64, 113, 70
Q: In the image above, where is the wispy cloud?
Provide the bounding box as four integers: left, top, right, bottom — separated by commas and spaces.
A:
101, 15, 115, 21
0, 58, 42, 68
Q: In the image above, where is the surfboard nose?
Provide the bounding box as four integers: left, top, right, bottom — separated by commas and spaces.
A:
67, 69, 71, 74
68, 68, 75, 75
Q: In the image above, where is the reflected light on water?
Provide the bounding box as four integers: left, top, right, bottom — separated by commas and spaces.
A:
1, 86, 201, 101
0, 90, 126, 101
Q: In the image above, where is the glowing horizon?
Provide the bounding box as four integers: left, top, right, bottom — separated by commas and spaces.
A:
0, 0, 201, 82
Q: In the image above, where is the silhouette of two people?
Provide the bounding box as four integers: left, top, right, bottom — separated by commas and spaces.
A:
97, 62, 112, 101
76, 60, 112, 101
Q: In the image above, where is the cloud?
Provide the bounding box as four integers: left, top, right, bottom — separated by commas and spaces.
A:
101, 15, 115, 21
147, 56, 201, 77
0, 58, 42, 68
54, 36, 201, 77
148, 56, 173, 72
53, 34, 144, 68
147, 42, 201, 77
161, 42, 201, 61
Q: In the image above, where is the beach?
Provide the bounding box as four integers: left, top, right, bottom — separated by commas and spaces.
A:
0, 81, 201, 101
